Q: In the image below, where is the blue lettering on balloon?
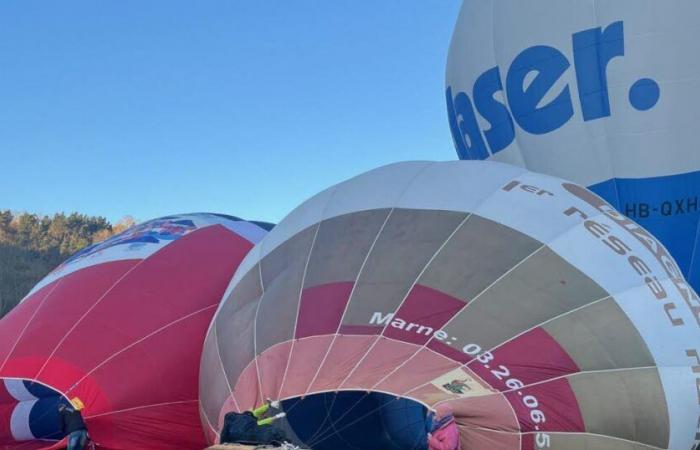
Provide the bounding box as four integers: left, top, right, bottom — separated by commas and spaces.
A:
447, 87, 489, 160
573, 21, 625, 121
506, 45, 574, 134
473, 67, 515, 153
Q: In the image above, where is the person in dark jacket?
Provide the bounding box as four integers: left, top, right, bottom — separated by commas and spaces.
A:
220, 399, 287, 445
58, 398, 88, 450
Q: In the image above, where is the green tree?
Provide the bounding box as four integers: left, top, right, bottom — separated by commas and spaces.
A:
0, 211, 134, 317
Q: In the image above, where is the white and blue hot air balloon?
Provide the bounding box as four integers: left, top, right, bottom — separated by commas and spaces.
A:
446, 0, 700, 291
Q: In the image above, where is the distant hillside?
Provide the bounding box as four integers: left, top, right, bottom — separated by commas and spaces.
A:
0, 211, 134, 317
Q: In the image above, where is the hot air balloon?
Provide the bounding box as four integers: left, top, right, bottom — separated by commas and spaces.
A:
200, 161, 700, 450
0, 213, 271, 449
445, 0, 700, 292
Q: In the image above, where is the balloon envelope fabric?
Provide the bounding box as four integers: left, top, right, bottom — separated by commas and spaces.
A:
445, 0, 700, 293
0, 213, 271, 449
200, 161, 700, 450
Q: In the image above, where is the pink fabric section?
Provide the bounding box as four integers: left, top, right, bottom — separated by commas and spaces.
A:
231, 362, 260, 417
339, 337, 418, 389
374, 348, 459, 394
307, 335, 375, 392
258, 341, 292, 401
503, 378, 585, 433
429, 418, 461, 450
405, 384, 463, 407
385, 285, 465, 345
460, 427, 520, 449
467, 327, 580, 389
295, 283, 353, 339
451, 394, 519, 432
279, 335, 334, 398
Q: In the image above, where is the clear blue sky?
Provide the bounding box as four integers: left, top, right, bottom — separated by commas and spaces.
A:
1, 1, 460, 224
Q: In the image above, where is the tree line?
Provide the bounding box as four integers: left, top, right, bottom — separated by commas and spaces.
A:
0, 211, 135, 317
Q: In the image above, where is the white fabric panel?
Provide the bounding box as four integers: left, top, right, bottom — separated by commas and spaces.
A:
5, 379, 34, 402
10, 399, 36, 441
446, 0, 700, 183
25, 213, 258, 297
395, 161, 526, 213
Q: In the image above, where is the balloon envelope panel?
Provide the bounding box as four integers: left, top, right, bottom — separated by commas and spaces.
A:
0, 213, 271, 449
445, 0, 700, 291
200, 161, 700, 449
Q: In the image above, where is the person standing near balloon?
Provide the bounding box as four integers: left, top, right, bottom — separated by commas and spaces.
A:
58, 397, 88, 450
427, 404, 461, 450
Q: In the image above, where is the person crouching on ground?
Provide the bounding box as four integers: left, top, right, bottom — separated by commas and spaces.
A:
427, 403, 461, 450
58, 397, 88, 450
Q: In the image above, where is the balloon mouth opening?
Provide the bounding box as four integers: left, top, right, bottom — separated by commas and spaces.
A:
281, 390, 429, 450
0, 379, 72, 444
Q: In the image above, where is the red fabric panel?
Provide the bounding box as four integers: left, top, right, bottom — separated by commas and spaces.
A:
0, 286, 51, 371
1, 260, 138, 379
43, 226, 251, 385
0, 382, 15, 404
427, 340, 472, 365
86, 401, 203, 450
295, 283, 353, 339
467, 327, 580, 389
384, 284, 465, 345
504, 378, 585, 433
0, 402, 14, 444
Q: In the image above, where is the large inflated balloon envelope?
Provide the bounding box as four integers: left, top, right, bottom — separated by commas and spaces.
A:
200, 161, 700, 450
0, 213, 272, 450
445, 0, 700, 296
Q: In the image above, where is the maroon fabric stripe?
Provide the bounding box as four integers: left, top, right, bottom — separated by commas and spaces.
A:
295, 282, 353, 339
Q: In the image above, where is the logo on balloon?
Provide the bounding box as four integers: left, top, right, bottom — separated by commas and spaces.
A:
447, 21, 661, 160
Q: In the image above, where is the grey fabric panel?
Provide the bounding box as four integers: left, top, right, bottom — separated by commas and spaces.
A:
225, 264, 264, 308
215, 265, 263, 385
304, 209, 391, 288
543, 297, 656, 371
255, 264, 307, 354
547, 433, 661, 450
260, 225, 318, 288
199, 328, 232, 428
341, 209, 467, 326
569, 368, 669, 448
442, 247, 608, 351
217, 299, 258, 392
419, 214, 541, 302
254, 225, 318, 353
